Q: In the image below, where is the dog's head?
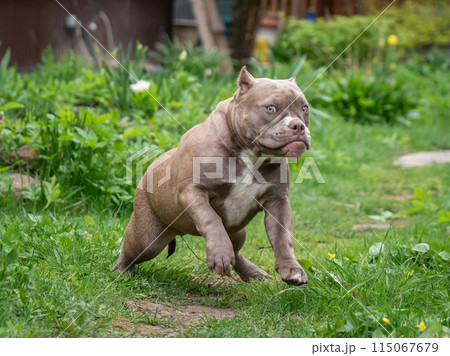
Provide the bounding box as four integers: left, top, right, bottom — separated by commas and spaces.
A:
231, 66, 311, 158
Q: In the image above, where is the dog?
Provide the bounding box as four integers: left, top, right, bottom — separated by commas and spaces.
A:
113, 67, 311, 285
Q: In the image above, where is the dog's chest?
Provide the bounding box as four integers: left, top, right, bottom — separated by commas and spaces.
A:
220, 176, 269, 229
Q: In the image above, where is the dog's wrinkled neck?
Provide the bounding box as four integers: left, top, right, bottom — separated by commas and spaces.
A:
227, 93, 264, 158
223, 97, 250, 156
208, 99, 241, 157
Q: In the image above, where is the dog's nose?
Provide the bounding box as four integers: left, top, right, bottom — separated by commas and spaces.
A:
288, 119, 305, 134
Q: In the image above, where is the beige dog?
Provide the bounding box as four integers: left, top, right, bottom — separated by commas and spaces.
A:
113, 67, 311, 285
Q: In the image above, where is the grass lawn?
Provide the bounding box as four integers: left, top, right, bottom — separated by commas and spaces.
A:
0, 47, 449, 338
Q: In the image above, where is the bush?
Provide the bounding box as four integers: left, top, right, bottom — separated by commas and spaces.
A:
322, 72, 419, 125
386, 1, 450, 50
0, 43, 237, 210
272, 16, 384, 69
150, 36, 228, 78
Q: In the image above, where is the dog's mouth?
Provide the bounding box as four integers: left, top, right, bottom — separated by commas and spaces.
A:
279, 140, 309, 157
260, 139, 310, 158
284, 140, 310, 150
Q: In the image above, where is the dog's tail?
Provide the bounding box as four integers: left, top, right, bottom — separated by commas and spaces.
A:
167, 239, 176, 258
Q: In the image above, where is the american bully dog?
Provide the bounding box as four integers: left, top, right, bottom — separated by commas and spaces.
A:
113, 67, 311, 285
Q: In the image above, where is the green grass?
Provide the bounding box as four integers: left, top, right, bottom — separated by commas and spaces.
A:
0, 45, 449, 338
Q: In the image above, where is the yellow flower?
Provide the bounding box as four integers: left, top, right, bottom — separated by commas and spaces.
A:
328, 252, 335, 260
443, 334, 448, 338
382, 317, 390, 324
179, 50, 187, 61
387, 34, 398, 46
416, 322, 426, 331
407, 271, 413, 276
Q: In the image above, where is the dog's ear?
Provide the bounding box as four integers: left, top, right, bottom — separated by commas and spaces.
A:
237, 66, 255, 95
287, 76, 297, 84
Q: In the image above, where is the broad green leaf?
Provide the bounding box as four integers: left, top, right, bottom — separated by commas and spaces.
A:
372, 329, 386, 338
5, 246, 19, 264
412, 243, 430, 253
84, 215, 96, 226
123, 127, 149, 139
369, 242, 385, 258
298, 259, 312, 269
436, 210, 450, 223
0, 102, 24, 111
332, 258, 343, 267
2, 219, 18, 239
438, 251, 450, 261
0, 166, 12, 172
414, 188, 424, 200
58, 134, 74, 141
427, 320, 443, 334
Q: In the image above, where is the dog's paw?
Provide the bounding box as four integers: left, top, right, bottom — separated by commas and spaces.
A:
206, 244, 235, 276
276, 263, 308, 286
235, 258, 272, 281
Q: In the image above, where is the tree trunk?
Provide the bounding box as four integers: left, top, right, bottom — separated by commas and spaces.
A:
230, 0, 263, 63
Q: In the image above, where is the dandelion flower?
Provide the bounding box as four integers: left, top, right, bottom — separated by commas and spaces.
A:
328, 252, 335, 260
416, 321, 426, 331
443, 334, 448, 338
387, 34, 398, 46
407, 271, 413, 276
130, 80, 150, 93
382, 317, 390, 324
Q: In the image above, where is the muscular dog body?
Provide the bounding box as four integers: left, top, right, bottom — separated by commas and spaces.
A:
113, 67, 311, 285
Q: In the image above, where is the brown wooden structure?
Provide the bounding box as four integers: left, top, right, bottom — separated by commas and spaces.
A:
0, 0, 172, 69
262, 0, 360, 19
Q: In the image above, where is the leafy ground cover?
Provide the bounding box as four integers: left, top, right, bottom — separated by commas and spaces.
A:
0, 26, 449, 337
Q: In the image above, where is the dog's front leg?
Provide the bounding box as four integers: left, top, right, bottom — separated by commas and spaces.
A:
263, 197, 308, 285
178, 186, 235, 276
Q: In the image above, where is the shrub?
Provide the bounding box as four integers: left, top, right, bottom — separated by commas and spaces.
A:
272, 16, 384, 69
323, 72, 419, 125
0, 43, 235, 210
150, 36, 228, 78
386, 1, 450, 50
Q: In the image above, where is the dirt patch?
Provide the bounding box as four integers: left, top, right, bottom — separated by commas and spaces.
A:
382, 190, 441, 201
352, 219, 409, 233
115, 298, 237, 337
332, 201, 360, 209
16, 145, 39, 162
11, 173, 40, 196
381, 193, 415, 201
113, 318, 175, 337
352, 223, 391, 231
394, 150, 450, 168
125, 300, 236, 327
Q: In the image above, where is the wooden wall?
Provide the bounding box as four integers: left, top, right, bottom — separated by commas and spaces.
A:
0, 0, 172, 69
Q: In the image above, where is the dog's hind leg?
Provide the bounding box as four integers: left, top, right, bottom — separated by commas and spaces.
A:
112, 187, 177, 274
229, 229, 272, 281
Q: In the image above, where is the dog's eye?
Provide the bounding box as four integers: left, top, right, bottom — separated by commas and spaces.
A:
267, 105, 277, 113
302, 105, 309, 113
